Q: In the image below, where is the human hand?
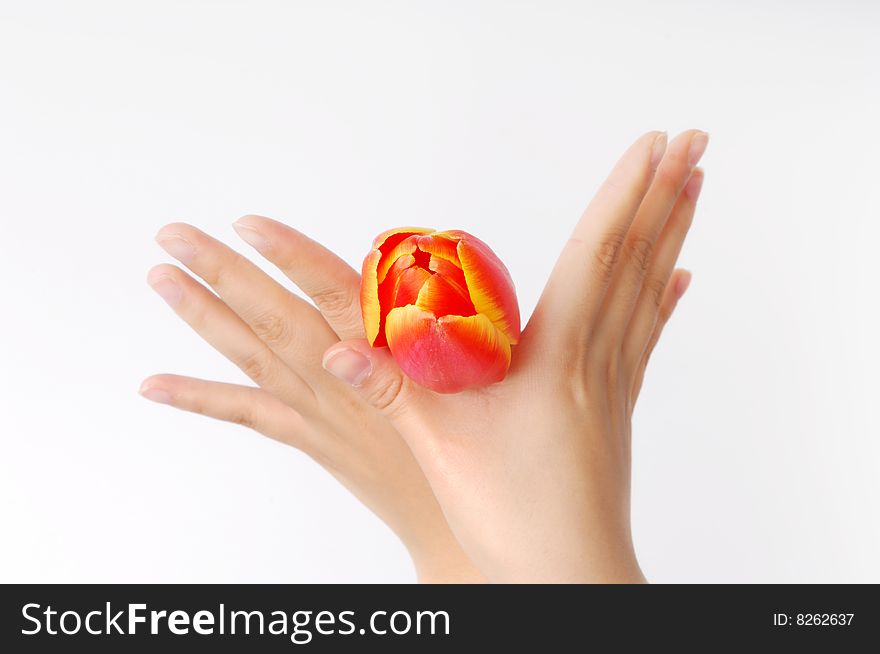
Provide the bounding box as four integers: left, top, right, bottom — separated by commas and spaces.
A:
322, 130, 706, 582
141, 218, 482, 583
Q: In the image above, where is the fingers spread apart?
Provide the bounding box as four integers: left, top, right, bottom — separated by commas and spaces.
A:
154, 223, 339, 373
147, 263, 317, 415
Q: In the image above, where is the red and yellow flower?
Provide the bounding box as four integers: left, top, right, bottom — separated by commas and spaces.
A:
361, 227, 520, 393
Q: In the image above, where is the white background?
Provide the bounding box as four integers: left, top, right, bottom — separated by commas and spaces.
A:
1, 1, 878, 583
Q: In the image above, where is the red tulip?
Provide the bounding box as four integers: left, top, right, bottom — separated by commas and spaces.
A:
361, 227, 520, 393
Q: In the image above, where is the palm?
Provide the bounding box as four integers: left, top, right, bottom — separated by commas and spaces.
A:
328, 129, 706, 581
143, 216, 482, 581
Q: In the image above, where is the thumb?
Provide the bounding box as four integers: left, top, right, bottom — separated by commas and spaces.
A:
322, 339, 416, 420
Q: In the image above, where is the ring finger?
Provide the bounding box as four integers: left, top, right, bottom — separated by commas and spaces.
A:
147, 263, 317, 417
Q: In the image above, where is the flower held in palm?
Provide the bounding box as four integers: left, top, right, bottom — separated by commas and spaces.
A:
361, 228, 520, 393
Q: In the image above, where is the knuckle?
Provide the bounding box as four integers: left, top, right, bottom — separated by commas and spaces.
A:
206, 250, 244, 288
187, 301, 211, 332
229, 408, 258, 430
200, 267, 221, 287
653, 162, 690, 206
239, 350, 276, 384
188, 397, 208, 415
644, 276, 667, 309
591, 229, 627, 281
311, 286, 357, 322
625, 235, 654, 277
654, 165, 680, 191
250, 310, 294, 349
365, 374, 408, 419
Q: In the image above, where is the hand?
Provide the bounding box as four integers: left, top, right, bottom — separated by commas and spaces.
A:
141, 218, 482, 583
321, 130, 706, 582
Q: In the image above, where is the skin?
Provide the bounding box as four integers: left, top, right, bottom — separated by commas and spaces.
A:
321, 130, 706, 582
142, 223, 482, 582
142, 130, 704, 582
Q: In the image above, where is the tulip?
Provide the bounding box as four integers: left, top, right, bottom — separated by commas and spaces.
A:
360, 227, 520, 393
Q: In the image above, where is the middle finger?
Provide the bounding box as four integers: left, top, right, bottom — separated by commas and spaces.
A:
156, 223, 339, 377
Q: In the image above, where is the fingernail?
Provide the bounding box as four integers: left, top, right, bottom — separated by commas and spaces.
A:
156, 234, 196, 264
688, 131, 709, 167
675, 270, 692, 298
233, 222, 270, 252
148, 274, 182, 306
323, 348, 372, 386
650, 131, 668, 169
685, 168, 704, 200
140, 385, 172, 404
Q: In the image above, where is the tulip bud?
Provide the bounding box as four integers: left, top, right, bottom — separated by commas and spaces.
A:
360, 228, 520, 393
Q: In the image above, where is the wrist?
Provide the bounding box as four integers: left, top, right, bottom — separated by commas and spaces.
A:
415, 563, 485, 584
408, 542, 485, 584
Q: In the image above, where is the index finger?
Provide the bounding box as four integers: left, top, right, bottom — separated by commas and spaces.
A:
233, 215, 366, 341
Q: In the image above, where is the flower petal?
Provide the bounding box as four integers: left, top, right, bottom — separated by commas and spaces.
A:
456, 233, 521, 344
371, 226, 435, 252
429, 230, 465, 243
415, 272, 476, 318
360, 248, 383, 345
362, 227, 432, 347
377, 254, 415, 312
416, 233, 461, 267
429, 256, 470, 301
392, 266, 432, 308
385, 306, 511, 393
372, 255, 427, 347
377, 235, 419, 284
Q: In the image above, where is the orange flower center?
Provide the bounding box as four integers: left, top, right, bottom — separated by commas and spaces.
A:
376, 234, 477, 335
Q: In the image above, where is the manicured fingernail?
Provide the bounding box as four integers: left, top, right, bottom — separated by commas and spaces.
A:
233, 222, 270, 252
685, 168, 704, 200
148, 274, 182, 306
651, 131, 668, 169
688, 131, 709, 166
323, 348, 372, 386
675, 271, 692, 298
156, 234, 196, 264
140, 385, 172, 404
